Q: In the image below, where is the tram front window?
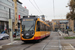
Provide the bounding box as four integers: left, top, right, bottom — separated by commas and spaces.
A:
22, 21, 35, 31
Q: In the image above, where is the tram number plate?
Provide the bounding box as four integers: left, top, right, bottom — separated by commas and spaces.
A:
26, 33, 29, 36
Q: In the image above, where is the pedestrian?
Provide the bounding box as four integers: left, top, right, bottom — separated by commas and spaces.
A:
13, 32, 16, 38
63, 29, 64, 33
66, 30, 69, 36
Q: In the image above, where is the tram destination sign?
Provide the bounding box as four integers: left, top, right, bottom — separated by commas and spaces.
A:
23, 19, 34, 21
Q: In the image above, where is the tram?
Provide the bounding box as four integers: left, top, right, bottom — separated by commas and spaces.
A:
20, 15, 50, 42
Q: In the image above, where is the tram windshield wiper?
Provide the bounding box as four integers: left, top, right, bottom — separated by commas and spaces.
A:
28, 24, 34, 31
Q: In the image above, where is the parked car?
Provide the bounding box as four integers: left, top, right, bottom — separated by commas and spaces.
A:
0, 33, 9, 40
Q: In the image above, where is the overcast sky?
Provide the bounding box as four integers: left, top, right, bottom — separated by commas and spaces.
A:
19, 0, 70, 21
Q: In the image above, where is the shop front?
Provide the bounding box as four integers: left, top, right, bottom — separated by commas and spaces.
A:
0, 21, 8, 34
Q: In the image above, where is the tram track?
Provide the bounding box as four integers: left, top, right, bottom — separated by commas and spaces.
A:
23, 43, 35, 50
42, 39, 52, 50
23, 37, 51, 50
42, 32, 62, 50
42, 33, 53, 50
1, 41, 36, 50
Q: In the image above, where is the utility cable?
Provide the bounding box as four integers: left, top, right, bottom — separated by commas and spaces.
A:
29, 0, 42, 14
33, 0, 43, 14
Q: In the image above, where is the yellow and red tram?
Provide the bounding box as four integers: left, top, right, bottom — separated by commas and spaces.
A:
20, 16, 50, 42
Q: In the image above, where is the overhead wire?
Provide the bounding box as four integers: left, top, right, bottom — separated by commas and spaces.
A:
29, 0, 49, 18
29, 0, 42, 14
33, 0, 43, 14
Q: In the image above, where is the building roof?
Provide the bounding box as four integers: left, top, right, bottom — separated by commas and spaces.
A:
52, 19, 68, 21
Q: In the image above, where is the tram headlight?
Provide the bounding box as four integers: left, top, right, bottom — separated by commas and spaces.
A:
32, 33, 34, 35
22, 34, 24, 36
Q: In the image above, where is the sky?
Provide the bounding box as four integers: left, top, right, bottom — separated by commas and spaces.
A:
19, 0, 70, 21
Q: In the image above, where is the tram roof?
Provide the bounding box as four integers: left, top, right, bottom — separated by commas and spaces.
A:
21, 15, 50, 27
23, 15, 40, 19
37, 18, 50, 27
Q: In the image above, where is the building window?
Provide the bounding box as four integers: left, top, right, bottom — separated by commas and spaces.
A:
0, 0, 13, 6
5, 7, 9, 12
0, 5, 5, 10
11, 9, 14, 13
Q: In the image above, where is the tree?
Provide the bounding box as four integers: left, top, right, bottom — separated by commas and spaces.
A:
66, 0, 75, 20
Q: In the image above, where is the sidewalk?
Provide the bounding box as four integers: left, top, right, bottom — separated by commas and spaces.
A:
58, 30, 75, 37
58, 30, 68, 36
0, 36, 20, 49
69, 32, 75, 37
58, 31, 75, 50
61, 43, 75, 50
13, 36, 20, 39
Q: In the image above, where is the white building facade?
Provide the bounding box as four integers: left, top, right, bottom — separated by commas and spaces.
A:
0, 0, 29, 33
17, 1, 29, 28
0, 0, 15, 33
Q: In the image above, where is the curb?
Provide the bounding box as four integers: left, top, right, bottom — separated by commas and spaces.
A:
69, 44, 75, 50
58, 31, 62, 36
0, 46, 2, 49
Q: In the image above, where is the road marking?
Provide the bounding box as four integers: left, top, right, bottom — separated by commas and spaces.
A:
59, 39, 62, 50
69, 44, 75, 50
6, 41, 17, 45
0, 41, 18, 49
0, 46, 2, 49
58, 32, 62, 50
50, 46, 61, 47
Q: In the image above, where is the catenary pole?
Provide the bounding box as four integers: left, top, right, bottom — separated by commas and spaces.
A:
9, 8, 13, 42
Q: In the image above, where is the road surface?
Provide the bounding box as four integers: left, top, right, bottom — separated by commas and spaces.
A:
1, 32, 63, 50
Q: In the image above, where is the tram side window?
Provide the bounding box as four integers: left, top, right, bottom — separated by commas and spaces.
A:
46, 26, 49, 31
47, 26, 48, 31
44, 24, 46, 31
40, 22, 45, 31
42, 23, 45, 31
48, 27, 49, 31
48, 27, 50, 31
46, 26, 47, 31
48, 26, 49, 31
37, 21, 40, 31
40, 22, 42, 31
40, 22, 46, 31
